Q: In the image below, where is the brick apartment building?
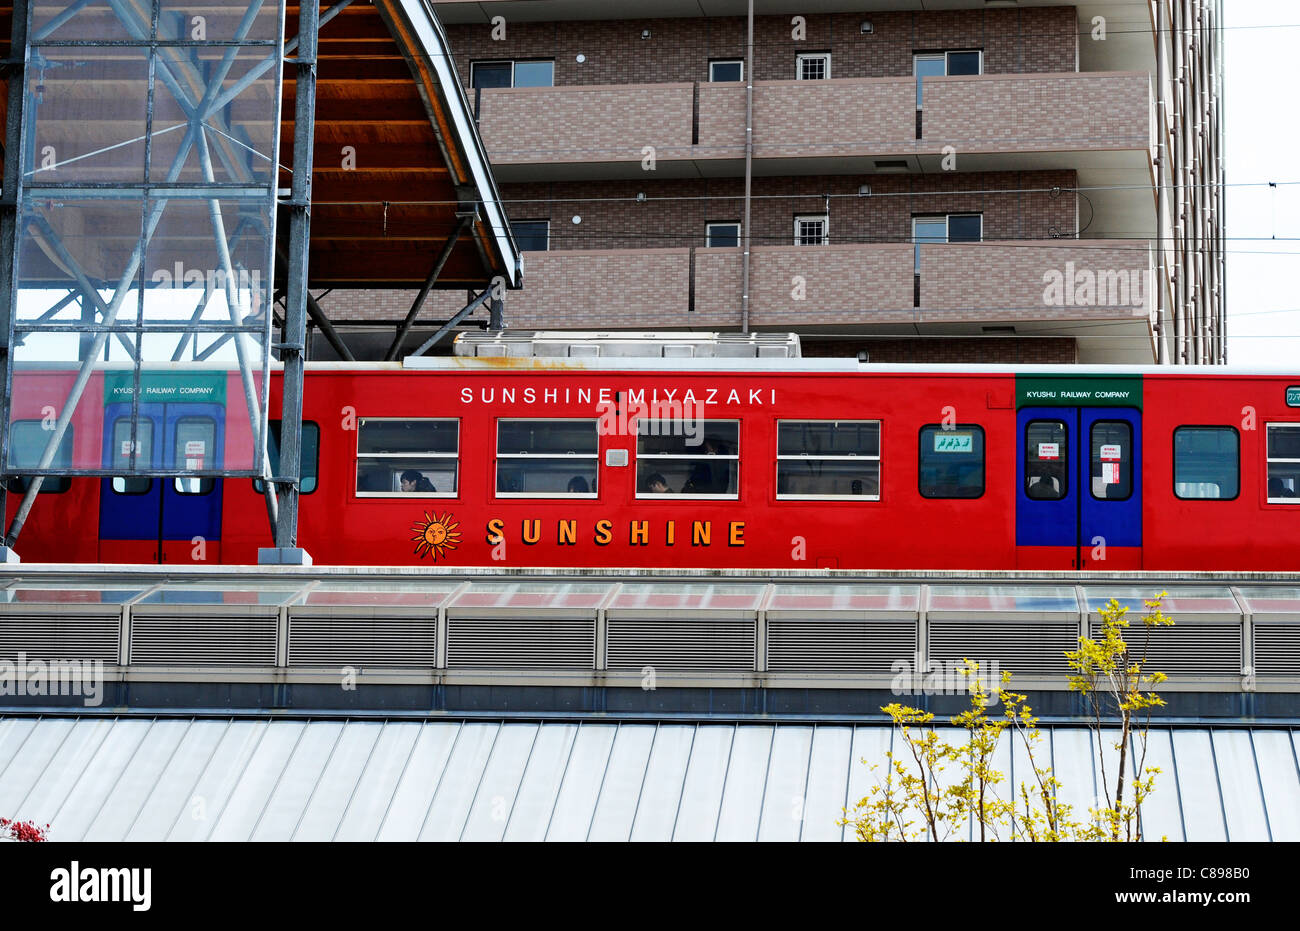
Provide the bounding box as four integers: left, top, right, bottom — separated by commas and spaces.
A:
322, 0, 1224, 365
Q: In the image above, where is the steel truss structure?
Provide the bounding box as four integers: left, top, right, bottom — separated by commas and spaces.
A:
0, 0, 304, 555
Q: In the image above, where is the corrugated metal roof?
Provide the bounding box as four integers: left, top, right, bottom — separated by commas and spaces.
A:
2, 717, 1296, 841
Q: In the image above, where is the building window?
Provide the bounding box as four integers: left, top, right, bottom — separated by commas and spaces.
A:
1173, 426, 1238, 500
5, 421, 72, 494
1266, 424, 1300, 502
919, 424, 984, 499
356, 418, 459, 496
511, 220, 549, 252
1025, 420, 1068, 500
496, 419, 598, 497
777, 421, 880, 500
637, 421, 738, 498
707, 222, 741, 248
710, 59, 743, 82
470, 60, 554, 89
912, 214, 982, 269
794, 214, 828, 246
913, 51, 982, 106
254, 421, 320, 496
796, 53, 830, 80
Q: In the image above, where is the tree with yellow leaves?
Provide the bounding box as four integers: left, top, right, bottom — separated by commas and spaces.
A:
842, 593, 1172, 842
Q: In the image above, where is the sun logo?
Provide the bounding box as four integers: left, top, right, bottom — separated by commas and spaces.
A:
410, 511, 462, 561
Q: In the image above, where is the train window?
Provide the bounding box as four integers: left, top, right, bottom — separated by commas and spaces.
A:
1090, 421, 1132, 501
1266, 424, 1300, 503
1025, 421, 1068, 500
110, 418, 153, 495
5, 421, 73, 494
1173, 426, 1239, 500
253, 421, 320, 496
776, 420, 880, 500
638, 420, 739, 498
918, 424, 984, 499
173, 417, 216, 495
356, 418, 458, 497
496, 419, 598, 497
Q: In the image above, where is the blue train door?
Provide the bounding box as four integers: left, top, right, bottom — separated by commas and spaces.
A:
98, 402, 225, 564
1016, 405, 1142, 570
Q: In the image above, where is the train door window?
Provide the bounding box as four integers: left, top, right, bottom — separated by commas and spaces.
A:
1025, 420, 1067, 500
638, 420, 739, 498
173, 417, 216, 495
776, 420, 880, 500
5, 421, 72, 494
496, 419, 598, 496
253, 421, 320, 495
1266, 424, 1300, 502
1089, 421, 1132, 501
1173, 426, 1239, 500
110, 418, 153, 494
356, 418, 458, 496
918, 424, 983, 499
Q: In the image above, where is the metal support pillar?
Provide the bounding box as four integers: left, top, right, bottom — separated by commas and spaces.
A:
267, 0, 319, 560
0, 0, 30, 558
383, 207, 475, 361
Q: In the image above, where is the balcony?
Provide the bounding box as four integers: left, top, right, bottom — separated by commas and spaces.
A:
474, 71, 1153, 181
461, 239, 1154, 362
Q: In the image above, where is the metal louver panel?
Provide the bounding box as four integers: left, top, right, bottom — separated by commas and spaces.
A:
289, 613, 436, 667
1253, 624, 1300, 676
447, 618, 594, 669
0, 614, 120, 663
1089, 622, 1241, 677
767, 619, 916, 673
129, 614, 277, 666
606, 618, 754, 671
930, 622, 1079, 676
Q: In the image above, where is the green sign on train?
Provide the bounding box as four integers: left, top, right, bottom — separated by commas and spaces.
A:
1016, 375, 1142, 409
1288, 387, 1300, 408
103, 372, 227, 405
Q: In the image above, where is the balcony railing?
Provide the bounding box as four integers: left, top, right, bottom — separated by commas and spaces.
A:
480, 240, 1154, 330
474, 72, 1153, 170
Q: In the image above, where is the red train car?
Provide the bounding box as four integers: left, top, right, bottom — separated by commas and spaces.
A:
7, 358, 1300, 571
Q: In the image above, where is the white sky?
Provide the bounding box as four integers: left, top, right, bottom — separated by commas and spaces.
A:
1224, 0, 1300, 365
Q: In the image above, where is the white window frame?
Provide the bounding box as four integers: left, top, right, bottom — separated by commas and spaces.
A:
1266, 423, 1300, 503
356, 417, 459, 498
706, 222, 741, 248
495, 417, 599, 499
636, 419, 740, 500
469, 59, 555, 88
776, 419, 881, 501
709, 59, 744, 82
794, 214, 829, 246
796, 52, 831, 81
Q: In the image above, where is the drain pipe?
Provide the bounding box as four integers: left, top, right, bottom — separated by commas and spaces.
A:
740, 0, 754, 333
